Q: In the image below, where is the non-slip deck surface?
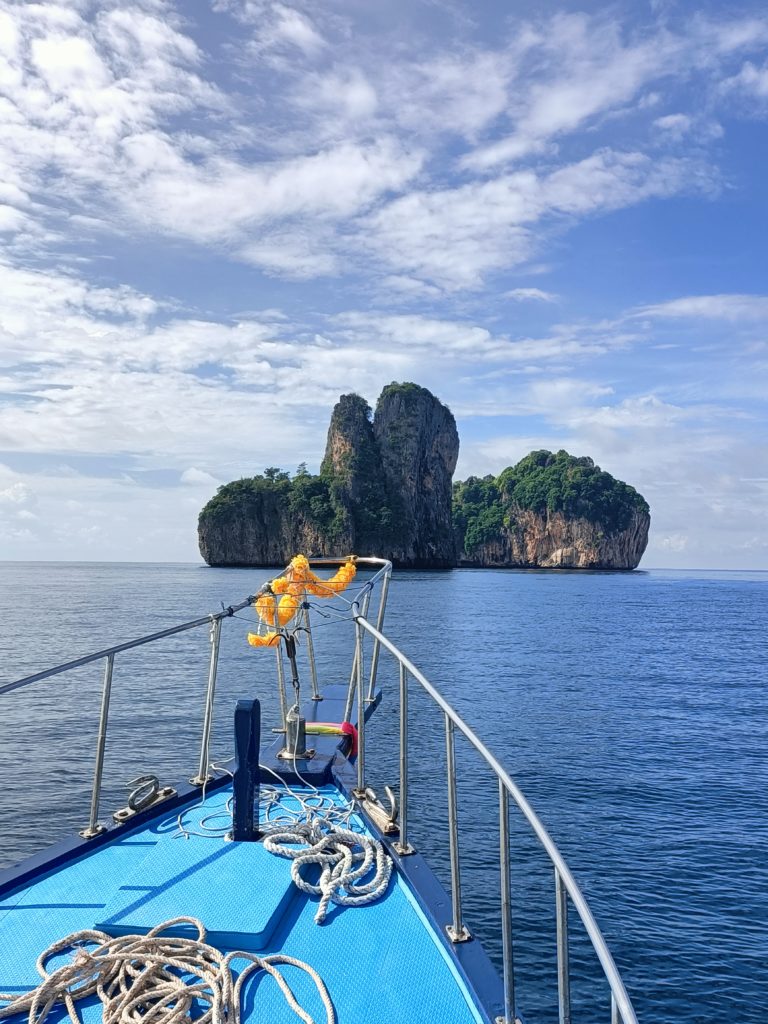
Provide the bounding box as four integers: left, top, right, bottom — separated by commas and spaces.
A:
0, 785, 485, 1024
96, 790, 294, 949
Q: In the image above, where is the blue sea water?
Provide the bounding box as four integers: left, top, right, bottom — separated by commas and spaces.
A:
0, 562, 766, 1023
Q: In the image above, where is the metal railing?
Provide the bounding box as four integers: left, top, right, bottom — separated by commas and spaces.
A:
2, 558, 636, 1024
352, 607, 639, 1024
0, 596, 255, 837
0, 557, 392, 841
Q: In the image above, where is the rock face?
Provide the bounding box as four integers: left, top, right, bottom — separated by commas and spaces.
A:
199, 395, 650, 570
373, 383, 459, 567
452, 449, 650, 570
197, 478, 333, 566
198, 383, 459, 568
458, 508, 650, 569
320, 392, 388, 556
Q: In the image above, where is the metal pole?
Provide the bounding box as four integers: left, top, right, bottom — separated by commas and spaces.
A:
274, 639, 288, 731
80, 654, 114, 838
354, 617, 365, 795
266, 591, 288, 731
556, 868, 572, 1024
2, 596, 255, 697
499, 781, 516, 1023
445, 714, 470, 941
350, 617, 640, 1024
191, 617, 222, 785
347, 586, 371, 694
303, 604, 321, 700
395, 662, 413, 855
344, 588, 371, 723
611, 993, 620, 1024
367, 572, 391, 701
360, 585, 372, 621
342, 653, 356, 725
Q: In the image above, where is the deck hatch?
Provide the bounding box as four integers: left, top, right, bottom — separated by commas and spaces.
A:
95, 829, 295, 951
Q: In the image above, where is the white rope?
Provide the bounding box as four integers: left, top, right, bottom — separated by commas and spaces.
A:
0, 917, 335, 1024
173, 764, 392, 925
263, 823, 392, 925
248, 772, 393, 924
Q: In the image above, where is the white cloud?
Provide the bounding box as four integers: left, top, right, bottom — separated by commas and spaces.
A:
117, 136, 423, 260
0, 481, 36, 507
292, 66, 378, 122
267, 4, 326, 55
527, 378, 614, 409
379, 276, 444, 299
658, 533, 689, 552
721, 60, 768, 100
505, 288, 558, 303
638, 294, 768, 321
0, 1, 762, 295
387, 49, 514, 140
364, 149, 714, 289
0, 2, 766, 568
463, 15, 668, 169
461, 13, 768, 171
0, 472, 40, 545
180, 467, 220, 486
653, 113, 692, 137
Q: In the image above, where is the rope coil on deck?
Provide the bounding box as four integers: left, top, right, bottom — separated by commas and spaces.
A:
263, 823, 392, 925
0, 917, 335, 1024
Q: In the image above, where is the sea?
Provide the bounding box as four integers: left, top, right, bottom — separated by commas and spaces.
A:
1, 561, 766, 1024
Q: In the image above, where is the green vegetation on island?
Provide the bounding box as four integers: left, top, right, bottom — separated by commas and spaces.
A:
452, 449, 650, 557
198, 384, 650, 569
200, 466, 343, 540
200, 392, 402, 548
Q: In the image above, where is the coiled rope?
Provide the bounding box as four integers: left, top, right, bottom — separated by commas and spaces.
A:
263, 823, 392, 925
0, 917, 334, 1024
174, 766, 393, 926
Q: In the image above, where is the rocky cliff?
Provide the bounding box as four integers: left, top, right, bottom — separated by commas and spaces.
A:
198, 383, 459, 567
373, 383, 458, 567
199, 392, 649, 570
456, 508, 649, 569
452, 450, 650, 570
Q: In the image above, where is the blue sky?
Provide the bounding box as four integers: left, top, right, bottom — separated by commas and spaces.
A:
0, 0, 766, 568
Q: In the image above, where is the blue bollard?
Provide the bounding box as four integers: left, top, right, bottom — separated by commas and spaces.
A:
232, 698, 261, 841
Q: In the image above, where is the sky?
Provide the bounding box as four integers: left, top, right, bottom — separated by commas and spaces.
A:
0, 0, 767, 568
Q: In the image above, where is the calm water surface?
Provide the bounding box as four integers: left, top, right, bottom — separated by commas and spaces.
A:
1, 562, 766, 1023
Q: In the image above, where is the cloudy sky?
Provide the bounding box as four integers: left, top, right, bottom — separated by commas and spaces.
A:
1, 0, 766, 568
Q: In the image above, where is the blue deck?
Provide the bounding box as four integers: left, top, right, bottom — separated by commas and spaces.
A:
0, 783, 488, 1024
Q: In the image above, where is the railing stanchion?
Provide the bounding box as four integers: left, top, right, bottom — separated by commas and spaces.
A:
347, 586, 371, 697
191, 616, 222, 785
611, 993, 620, 1024
395, 663, 413, 855
348, 616, 639, 1024
367, 571, 390, 701
80, 653, 114, 838
445, 714, 470, 941
556, 868, 572, 1024
274, 622, 290, 729
354, 617, 365, 795
303, 604, 321, 701
343, 643, 357, 723
499, 781, 516, 1023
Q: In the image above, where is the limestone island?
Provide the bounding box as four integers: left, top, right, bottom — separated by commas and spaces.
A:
198, 382, 650, 570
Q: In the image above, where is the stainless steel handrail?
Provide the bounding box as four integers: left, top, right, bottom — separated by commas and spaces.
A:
0, 597, 256, 696
3, 558, 635, 1024
1, 558, 391, 838
354, 610, 639, 1024
0, 558, 393, 697
1, 595, 259, 835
